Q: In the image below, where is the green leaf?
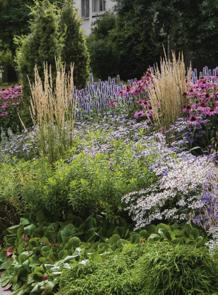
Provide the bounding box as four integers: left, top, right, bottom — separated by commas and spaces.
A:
148, 233, 161, 241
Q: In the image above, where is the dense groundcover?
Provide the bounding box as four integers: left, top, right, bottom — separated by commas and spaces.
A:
0, 64, 218, 294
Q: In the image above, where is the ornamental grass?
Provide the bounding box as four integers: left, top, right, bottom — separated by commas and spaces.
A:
29, 62, 75, 163
148, 52, 191, 128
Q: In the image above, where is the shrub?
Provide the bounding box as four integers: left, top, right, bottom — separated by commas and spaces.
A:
57, 243, 144, 295
0, 158, 54, 220
60, 0, 90, 88
0, 139, 155, 222
57, 241, 218, 295
137, 242, 218, 295
88, 13, 120, 80
64, 146, 154, 217
0, 44, 14, 83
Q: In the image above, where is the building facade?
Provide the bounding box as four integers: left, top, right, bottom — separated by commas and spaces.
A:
74, 0, 115, 35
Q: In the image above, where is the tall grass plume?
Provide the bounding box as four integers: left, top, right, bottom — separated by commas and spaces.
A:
148, 52, 191, 128
30, 62, 75, 163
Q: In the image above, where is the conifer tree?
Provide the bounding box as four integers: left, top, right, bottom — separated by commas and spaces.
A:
16, 0, 62, 95
15, 0, 63, 125
60, 0, 90, 88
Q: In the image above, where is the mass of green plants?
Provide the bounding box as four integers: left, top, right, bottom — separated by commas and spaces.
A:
1, 218, 216, 295
0, 111, 218, 294
0, 0, 218, 294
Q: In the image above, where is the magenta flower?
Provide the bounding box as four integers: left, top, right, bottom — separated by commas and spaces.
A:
134, 110, 146, 120
107, 100, 117, 108
0, 85, 22, 118
184, 74, 218, 127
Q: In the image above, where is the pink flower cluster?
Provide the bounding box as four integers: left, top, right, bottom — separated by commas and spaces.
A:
133, 99, 153, 121
0, 85, 22, 118
183, 76, 218, 125
119, 69, 153, 97
119, 69, 154, 120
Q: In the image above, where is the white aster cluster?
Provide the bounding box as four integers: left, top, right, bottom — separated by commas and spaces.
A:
123, 148, 217, 231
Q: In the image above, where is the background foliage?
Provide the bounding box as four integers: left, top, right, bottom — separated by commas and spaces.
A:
89, 0, 218, 80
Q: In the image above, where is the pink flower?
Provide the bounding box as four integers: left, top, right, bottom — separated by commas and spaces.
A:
6, 247, 13, 257
137, 99, 147, 107
108, 100, 117, 108
134, 110, 146, 120
0, 112, 8, 117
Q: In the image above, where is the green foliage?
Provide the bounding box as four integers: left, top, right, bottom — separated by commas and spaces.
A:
0, 218, 84, 295
137, 242, 218, 295
60, 0, 90, 88
88, 13, 119, 80
0, 140, 155, 223
0, 218, 212, 295
57, 240, 218, 295
15, 0, 62, 114
65, 146, 154, 218
0, 200, 19, 239
89, 0, 218, 80
58, 243, 143, 295
0, 0, 67, 83
15, 0, 89, 126
141, 223, 207, 246
0, 42, 14, 83
0, 0, 34, 82
0, 158, 54, 219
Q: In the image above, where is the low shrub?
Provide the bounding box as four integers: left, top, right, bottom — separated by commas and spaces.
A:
0, 139, 155, 223
57, 241, 218, 295
0, 158, 53, 219
57, 243, 143, 295
138, 242, 218, 295
0, 218, 210, 295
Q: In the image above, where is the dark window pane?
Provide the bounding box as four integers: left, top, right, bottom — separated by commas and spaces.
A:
82, 0, 89, 17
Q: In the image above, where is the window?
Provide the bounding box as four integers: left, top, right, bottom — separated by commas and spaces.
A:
99, 0, 106, 11
92, 0, 106, 13
81, 0, 89, 18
